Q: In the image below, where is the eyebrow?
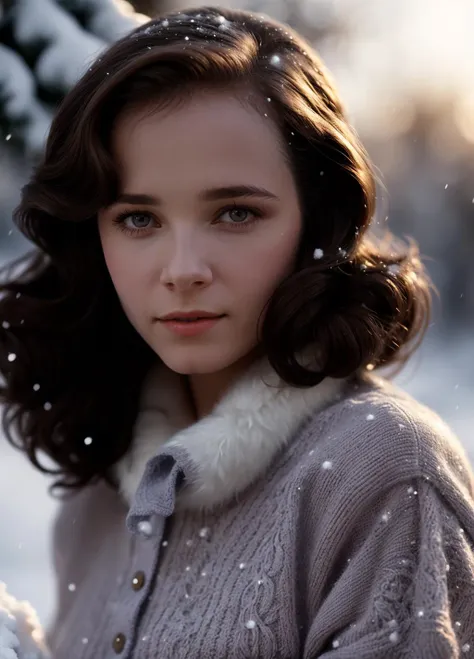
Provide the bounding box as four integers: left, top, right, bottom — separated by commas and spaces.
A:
110, 185, 280, 207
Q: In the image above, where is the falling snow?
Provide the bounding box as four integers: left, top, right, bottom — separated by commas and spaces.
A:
43, 402, 52, 411
2, 321, 10, 329
245, 619, 256, 629
366, 414, 375, 421
313, 248, 324, 259
322, 460, 333, 470
84, 437, 93, 446
33, 383, 40, 391
7, 353, 16, 362
67, 583, 76, 592
270, 54, 281, 65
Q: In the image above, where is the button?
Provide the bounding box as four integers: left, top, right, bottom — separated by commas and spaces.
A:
137, 519, 153, 537
112, 633, 126, 654
132, 570, 146, 591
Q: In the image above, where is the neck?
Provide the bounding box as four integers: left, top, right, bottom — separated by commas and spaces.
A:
187, 348, 262, 419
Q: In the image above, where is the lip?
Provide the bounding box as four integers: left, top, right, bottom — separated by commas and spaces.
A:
159, 310, 224, 321
159, 316, 224, 337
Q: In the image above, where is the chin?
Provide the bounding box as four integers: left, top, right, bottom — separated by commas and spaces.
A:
157, 345, 250, 376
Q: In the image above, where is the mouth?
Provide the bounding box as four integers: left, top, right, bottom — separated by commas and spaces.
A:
157, 313, 226, 337
162, 316, 224, 322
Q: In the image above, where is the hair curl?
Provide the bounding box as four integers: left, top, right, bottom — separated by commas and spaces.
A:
0, 5, 433, 493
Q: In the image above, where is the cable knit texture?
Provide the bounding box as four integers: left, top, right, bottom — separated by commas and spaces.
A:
46, 360, 474, 659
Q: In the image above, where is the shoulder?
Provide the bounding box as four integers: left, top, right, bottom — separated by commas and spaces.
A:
296, 373, 474, 504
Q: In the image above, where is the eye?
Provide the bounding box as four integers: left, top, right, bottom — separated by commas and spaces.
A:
217, 204, 262, 227
112, 211, 157, 235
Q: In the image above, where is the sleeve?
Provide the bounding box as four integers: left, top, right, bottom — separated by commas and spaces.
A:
303, 478, 474, 658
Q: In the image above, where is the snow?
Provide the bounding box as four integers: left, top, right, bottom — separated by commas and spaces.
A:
0, 0, 473, 637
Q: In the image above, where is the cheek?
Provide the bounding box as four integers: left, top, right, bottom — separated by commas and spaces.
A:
233, 228, 300, 304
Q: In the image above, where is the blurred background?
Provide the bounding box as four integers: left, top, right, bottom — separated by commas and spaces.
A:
0, 0, 472, 629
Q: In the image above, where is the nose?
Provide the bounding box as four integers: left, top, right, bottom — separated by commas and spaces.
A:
160, 234, 212, 292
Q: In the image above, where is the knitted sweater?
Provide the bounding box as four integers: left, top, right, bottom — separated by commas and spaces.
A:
46, 358, 474, 658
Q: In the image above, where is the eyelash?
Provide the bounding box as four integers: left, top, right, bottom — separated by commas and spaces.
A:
112, 203, 263, 236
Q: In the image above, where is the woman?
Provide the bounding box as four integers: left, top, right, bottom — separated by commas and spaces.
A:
1, 5, 473, 658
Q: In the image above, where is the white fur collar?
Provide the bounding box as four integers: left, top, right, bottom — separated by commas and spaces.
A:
115, 357, 347, 511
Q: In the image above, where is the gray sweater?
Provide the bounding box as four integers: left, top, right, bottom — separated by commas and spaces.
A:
47, 360, 474, 658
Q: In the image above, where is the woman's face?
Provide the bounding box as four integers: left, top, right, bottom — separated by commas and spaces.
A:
98, 89, 302, 376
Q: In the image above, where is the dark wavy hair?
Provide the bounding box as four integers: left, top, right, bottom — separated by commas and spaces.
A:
0, 5, 433, 494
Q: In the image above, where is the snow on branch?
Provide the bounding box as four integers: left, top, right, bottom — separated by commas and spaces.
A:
0, 0, 149, 156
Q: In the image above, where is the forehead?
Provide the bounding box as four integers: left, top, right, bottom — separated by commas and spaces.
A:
110, 90, 290, 190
